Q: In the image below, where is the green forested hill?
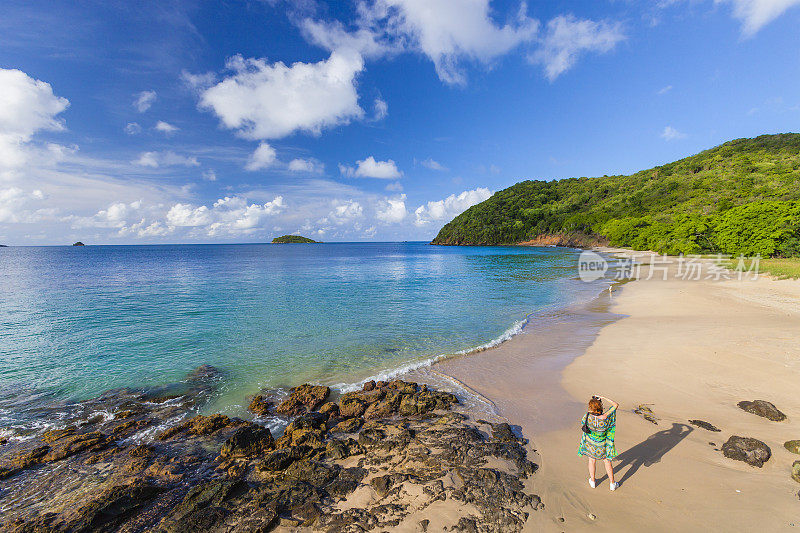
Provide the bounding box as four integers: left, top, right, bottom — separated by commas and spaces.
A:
272, 235, 320, 243
432, 134, 800, 257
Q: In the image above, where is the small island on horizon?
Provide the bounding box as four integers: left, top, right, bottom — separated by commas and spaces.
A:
72, 242, 85, 246
272, 235, 320, 244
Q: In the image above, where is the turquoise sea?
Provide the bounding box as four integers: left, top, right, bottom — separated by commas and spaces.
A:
0, 243, 609, 434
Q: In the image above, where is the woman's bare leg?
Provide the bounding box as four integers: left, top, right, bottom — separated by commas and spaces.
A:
587, 458, 596, 481
603, 459, 615, 484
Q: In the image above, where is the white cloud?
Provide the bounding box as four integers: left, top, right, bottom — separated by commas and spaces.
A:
300, 18, 393, 58
99, 201, 140, 226
155, 120, 179, 134
166, 203, 211, 227
134, 152, 159, 168
661, 125, 687, 141
245, 142, 277, 171
133, 151, 200, 168
125, 122, 142, 135
0, 187, 51, 223
531, 15, 625, 81
373, 97, 389, 121
132, 220, 170, 238
298, 4, 625, 88
198, 51, 365, 140
657, 85, 673, 95
73, 195, 288, 238
339, 156, 402, 179
385, 181, 403, 192
414, 187, 492, 226
182, 70, 217, 90
366, 0, 539, 85
202, 169, 217, 181
162, 195, 287, 235
207, 195, 286, 234
715, 0, 800, 35
375, 194, 408, 223
133, 90, 156, 112
329, 199, 364, 224
419, 157, 447, 171
0, 68, 69, 170
288, 158, 324, 173
0, 71, 206, 243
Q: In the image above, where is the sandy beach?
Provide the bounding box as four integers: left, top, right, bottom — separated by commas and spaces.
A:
436, 250, 800, 531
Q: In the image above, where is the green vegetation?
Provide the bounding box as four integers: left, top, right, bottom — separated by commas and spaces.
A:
272, 235, 321, 244
432, 134, 800, 257
726, 257, 800, 279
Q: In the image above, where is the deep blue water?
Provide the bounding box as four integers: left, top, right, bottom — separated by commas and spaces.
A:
0, 243, 605, 424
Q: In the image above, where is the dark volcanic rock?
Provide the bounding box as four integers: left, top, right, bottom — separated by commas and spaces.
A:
160, 479, 246, 532
247, 395, 273, 416
157, 414, 244, 440
318, 401, 339, 419
737, 400, 786, 421
331, 416, 363, 433
688, 419, 721, 432
71, 483, 164, 531
492, 422, 518, 442
220, 424, 275, 458
275, 384, 330, 415
42, 427, 77, 443
0, 445, 50, 479
339, 396, 369, 418
185, 364, 221, 383
257, 448, 297, 472
792, 461, 800, 483
785, 440, 800, 454
721, 436, 771, 467
0, 379, 540, 533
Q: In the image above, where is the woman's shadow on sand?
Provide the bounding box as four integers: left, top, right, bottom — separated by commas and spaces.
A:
597, 423, 693, 486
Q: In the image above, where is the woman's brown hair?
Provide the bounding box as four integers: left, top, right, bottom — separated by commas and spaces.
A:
588, 397, 603, 416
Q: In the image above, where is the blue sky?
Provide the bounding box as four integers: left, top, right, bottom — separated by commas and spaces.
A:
1, 0, 799, 244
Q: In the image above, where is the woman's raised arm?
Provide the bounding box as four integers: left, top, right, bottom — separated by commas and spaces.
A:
596, 395, 618, 418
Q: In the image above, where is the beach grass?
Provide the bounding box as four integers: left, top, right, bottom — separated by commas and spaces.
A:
756, 258, 800, 279
724, 257, 800, 279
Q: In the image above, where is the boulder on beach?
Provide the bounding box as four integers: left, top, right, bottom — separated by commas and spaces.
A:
792, 461, 800, 483
736, 400, 786, 421
688, 419, 721, 432
784, 440, 800, 454
721, 436, 771, 467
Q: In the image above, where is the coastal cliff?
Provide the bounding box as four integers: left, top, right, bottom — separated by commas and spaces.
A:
516, 233, 608, 248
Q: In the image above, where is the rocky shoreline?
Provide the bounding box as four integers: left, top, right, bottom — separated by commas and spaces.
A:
0, 367, 541, 532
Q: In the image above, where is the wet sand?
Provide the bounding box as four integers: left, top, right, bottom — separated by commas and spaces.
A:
436, 250, 800, 531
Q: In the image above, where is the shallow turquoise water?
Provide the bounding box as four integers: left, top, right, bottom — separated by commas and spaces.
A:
0, 243, 606, 420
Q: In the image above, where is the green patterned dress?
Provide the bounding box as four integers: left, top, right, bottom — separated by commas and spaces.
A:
578, 409, 617, 460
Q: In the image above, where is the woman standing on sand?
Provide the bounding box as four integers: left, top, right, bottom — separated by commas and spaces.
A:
579, 394, 619, 491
